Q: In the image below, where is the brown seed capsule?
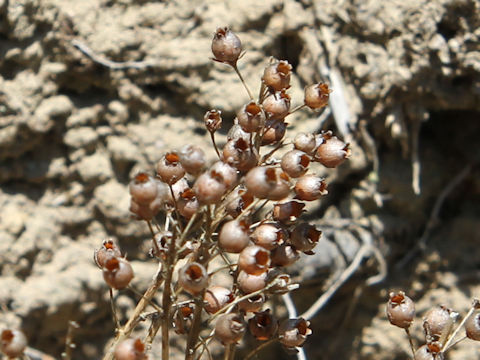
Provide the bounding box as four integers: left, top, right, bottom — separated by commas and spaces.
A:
225, 186, 254, 218
262, 60, 292, 91
210, 161, 238, 190
281, 149, 310, 178
248, 309, 278, 340
293, 132, 317, 154
103, 256, 134, 290
204, 286, 234, 314
414, 344, 436, 360
304, 83, 331, 109
178, 262, 208, 295
237, 102, 266, 133
193, 171, 227, 205
290, 223, 321, 253
278, 318, 312, 348
94, 239, 122, 268
238, 245, 270, 275
114, 338, 147, 360
129, 172, 159, 205
227, 123, 250, 142
177, 188, 199, 219
214, 313, 246, 344
261, 119, 287, 145
156, 152, 185, 185
211, 27, 242, 66
423, 305, 456, 340
386, 291, 415, 329
1, 329, 27, 359
314, 132, 350, 168
465, 310, 480, 341
251, 223, 287, 250
237, 270, 268, 294
238, 294, 265, 313
223, 137, 259, 172
204, 109, 223, 133
271, 244, 300, 267
244, 166, 290, 201
218, 220, 251, 253
262, 90, 291, 121
273, 201, 305, 224
174, 304, 194, 335
178, 144, 206, 175
294, 175, 328, 201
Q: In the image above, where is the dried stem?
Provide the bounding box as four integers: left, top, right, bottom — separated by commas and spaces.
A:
405, 328, 416, 360
109, 288, 120, 330
244, 338, 277, 360
61, 321, 80, 360
185, 294, 206, 360
210, 131, 222, 159
233, 64, 254, 101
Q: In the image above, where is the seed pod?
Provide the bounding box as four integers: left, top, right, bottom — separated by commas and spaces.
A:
465, 310, 480, 341
204, 286, 234, 314
414, 344, 436, 360
251, 223, 287, 250
174, 304, 194, 335
211, 27, 242, 66
103, 257, 134, 290
223, 137, 259, 172
210, 161, 238, 190
304, 83, 331, 109
225, 186, 254, 218
294, 175, 328, 201
238, 294, 265, 313
227, 123, 250, 142
281, 149, 310, 178
193, 171, 227, 205
94, 239, 122, 268
1, 329, 27, 359
262, 90, 290, 120
244, 166, 290, 201
214, 313, 246, 344
204, 109, 222, 133
238, 245, 270, 275
237, 102, 265, 133
423, 305, 456, 340
290, 223, 321, 253
129, 172, 159, 205
177, 188, 199, 219
156, 152, 185, 185
278, 318, 312, 348
262, 60, 292, 91
386, 291, 415, 329
315, 133, 350, 168
237, 270, 268, 294
178, 262, 208, 295
248, 309, 278, 340
293, 133, 316, 154
114, 338, 147, 360
271, 244, 300, 267
273, 201, 305, 224
178, 144, 206, 175
261, 119, 287, 145
218, 220, 251, 253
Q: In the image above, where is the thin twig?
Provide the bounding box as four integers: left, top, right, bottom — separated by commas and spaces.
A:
233, 65, 254, 101
244, 338, 277, 360
61, 321, 80, 360
109, 288, 120, 330
185, 294, 206, 360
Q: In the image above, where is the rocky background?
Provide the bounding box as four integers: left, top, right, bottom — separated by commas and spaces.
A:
1, 0, 479, 359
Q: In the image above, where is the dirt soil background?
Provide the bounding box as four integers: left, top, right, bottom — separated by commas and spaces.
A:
1, 0, 479, 359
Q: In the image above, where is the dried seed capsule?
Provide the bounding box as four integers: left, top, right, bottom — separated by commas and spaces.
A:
262, 60, 292, 91
251, 223, 287, 250
314, 132, 350, 168
225, 186, 254, 218
103, 257, 134, 290
174, 304, 194, 335
129, 172, 159, 205
156, 152, 185, 185
177, 188, 199, 219
281, 149, 310, 178
204, 286, 234, 314
423, 305, 456, 339
386, 291, 415, 329
248, 309, 278, 340
211, 27, 242, 66
1, 329, 27, 359
238, 245, 270, 275
294, 175, 328, 201
465, 310, 480, 341
290, 223, 321, 253
278, 318, 312, 348
218, 220, 250, 253
414, 344, 435, 360
114, 338, 147, 360
204, 109, 222, 133
237, 270, 268, 294
178, 145, 206, 175
227, 123, 250, 142
237, 102, 265, 133
271, 244, 300, 267
94, 238, 122, 268
304, 83, 331, 109
262, 90, 290, 121
238, 294, 265, 313
214, 313, 246, 344
210, 161, 238, 190
244, 166, 290, 201
193, 171, 227, 205
178, 262, 208, 295
223, 137, 259, 172
273, 201, 305, 224
294, 133, 316, 154
261, 119, 287, 145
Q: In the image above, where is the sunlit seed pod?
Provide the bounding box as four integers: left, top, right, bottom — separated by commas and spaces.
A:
156, 152, 185, 185
193, 171, 227, 205
261, 119, 288, 146
174, 304, 194, 335
266, 272, 295, 294
0, 329, 27, 359
262, 60, 292, 91
218, 219, 251, 253
94, 238, 122, 268
273, 201, 305, 224
204, 286, 234, 314
129, 172, 158, 205
423, 305, 456, 339
304, 83, 331, 109
164, 177, 189, 206
237, 102, 266, 133
238, 245, 270, 275
214, 313, 246, 345
227, 123, 250, 142
465, 310, 480, 341
204, 109, 222, 133
211, 27, 242, 66
210, 161, 238, 190
294, 175, 328, 201
225, 186, 254, 218
223, 138, 259, 172
293, 133, 317, 154
152, 231, 172, 259
129, 200, 154, 221
386, 291, 415, 329
238, 294, 265, 313
413, 344, 435, 360
248, 309, 278, 340
270, 244, 300, 267
281, 149, 310, 178
114, 338, 147, 360
103, 257, 134, 290
178, 144, 206, 175
251, 223, 287, 250
178, 262, 208, 295
262, 90, 290, 121
177, 188, 199, 219
278, 318, 312, 348
245, 167, 290, 200
314, 134, 350, 168
290, 223, 321, 253
237, 270, 268, 294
